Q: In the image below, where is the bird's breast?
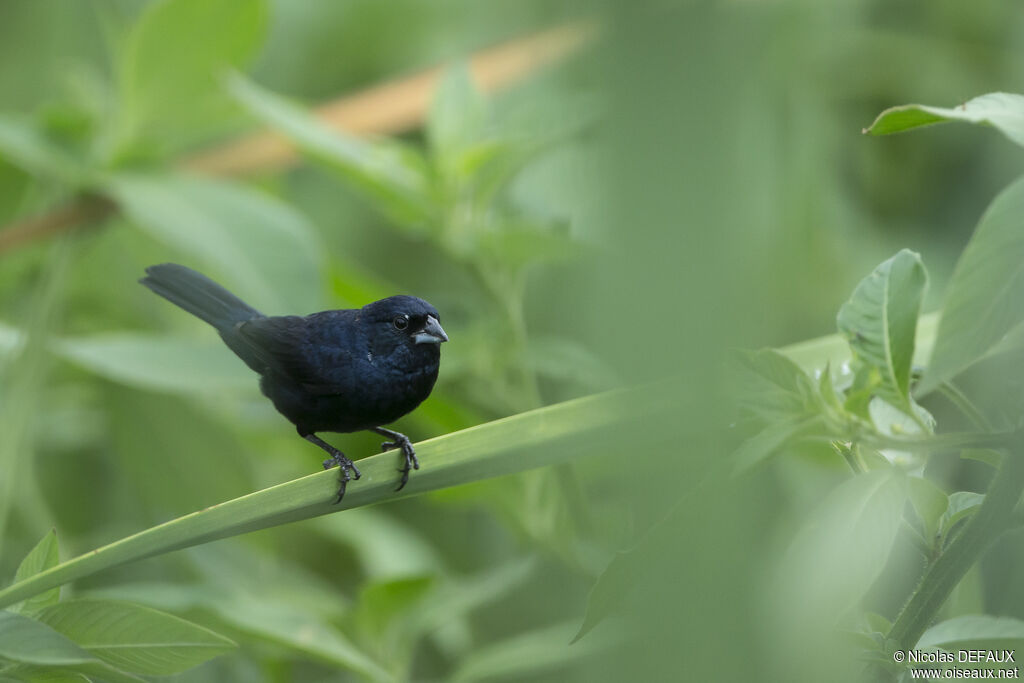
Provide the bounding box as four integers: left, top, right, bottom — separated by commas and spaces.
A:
316, 359, 438, 432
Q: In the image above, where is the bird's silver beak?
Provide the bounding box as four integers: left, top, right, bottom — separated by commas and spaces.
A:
414, 315, 448, 344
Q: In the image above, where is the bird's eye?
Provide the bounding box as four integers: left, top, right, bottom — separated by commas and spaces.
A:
393, 315, 409, 330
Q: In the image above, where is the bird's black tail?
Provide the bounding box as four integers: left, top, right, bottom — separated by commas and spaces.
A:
140, 263, 263, 331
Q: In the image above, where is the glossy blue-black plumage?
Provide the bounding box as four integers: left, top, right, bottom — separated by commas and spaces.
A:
242, 303, 442, 434
140, 263, 445, 499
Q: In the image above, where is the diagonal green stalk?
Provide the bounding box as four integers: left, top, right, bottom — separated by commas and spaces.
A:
0, 385, 660, 610
886, 443, 1024, 654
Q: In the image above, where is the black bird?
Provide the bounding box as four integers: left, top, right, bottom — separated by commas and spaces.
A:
140, 263, 447, 501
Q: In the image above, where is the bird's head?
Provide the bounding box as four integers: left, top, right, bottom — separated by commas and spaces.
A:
361, 295, 448, 361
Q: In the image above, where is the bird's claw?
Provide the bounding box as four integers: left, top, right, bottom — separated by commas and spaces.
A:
320, 451, 361, 503
304, 433, 363, 503
323, 452, 361, 479
385, 436, 417, 489
380, 435, 419, 492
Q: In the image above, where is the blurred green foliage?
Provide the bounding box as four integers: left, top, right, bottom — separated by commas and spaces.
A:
1, 0, 1024, 681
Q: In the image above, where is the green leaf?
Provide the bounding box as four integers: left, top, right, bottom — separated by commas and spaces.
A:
817, 363, 844, 412
920, 175, 1024, 393
866, 612, 893, 635
205, 595, 391, 681
732, 348, 815, 421
939, 491, 985, 543
0, 384, 663, 613
10, 531, 60, 615
856, 445, 894, 471
917, 615, 1024, 652
0, 614, 143, 681
776, 470, 906, 620
353, 577, 435, 641
103, 172, 323, 313
778, 313, 940, 379
843, 365, 876, 420
729, 348, 833, 469
0, 666, 92, 682
350, 576, 435, 667
34, 599, 234, 676
865, 93, 1024, 148
419, 562, 536, 662
457, 139, 535, 209
312, 509, 442, 580
428, 64, 486, 171
53, 334, 254, 395
226, 73, 434, 228
836, 249, 928, 425
420, 559, 536, 634
118, 0, 267, 147
907, 477, 948, 544
83, 573, 391, 682
0, 612, 92, 666
0, 117, 84, 184
961, 448, 1002, 469
733, 415, 825, 472
573, 547, 634, 643
0, 663, 142, 683
869, 397, 933, 434
452, 621, 612, 682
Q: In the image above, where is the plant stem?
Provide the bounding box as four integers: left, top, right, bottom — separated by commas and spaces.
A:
887, 442, 1024, 652
862, 429, 1018, 454
0, 383, 663, 610
0, 196, 114, 254
832, 441, 862, 474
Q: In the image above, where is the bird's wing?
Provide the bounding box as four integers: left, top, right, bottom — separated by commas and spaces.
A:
232, 315, 355, 394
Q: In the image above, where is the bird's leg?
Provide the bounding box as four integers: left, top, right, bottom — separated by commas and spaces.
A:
373, 427, 419, 491
303, 433, 361, 503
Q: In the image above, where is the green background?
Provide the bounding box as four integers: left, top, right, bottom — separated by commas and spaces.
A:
2, 1, 1023, 681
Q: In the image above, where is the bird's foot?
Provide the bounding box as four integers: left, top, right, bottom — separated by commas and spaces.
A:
322, 451, 361, 478
304, 433, 361, 503
323, 453, 361, 503
374, 428, 420, 491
